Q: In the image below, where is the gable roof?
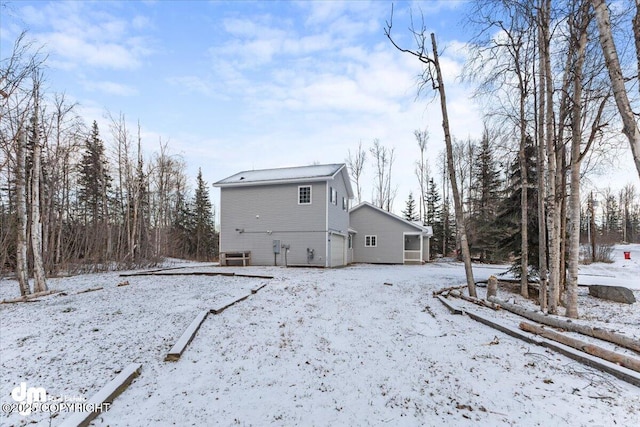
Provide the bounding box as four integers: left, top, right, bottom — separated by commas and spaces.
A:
350, 202, 433, 236
214, 163, 354, 198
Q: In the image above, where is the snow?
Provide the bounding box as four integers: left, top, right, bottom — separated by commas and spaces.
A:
1, 247, 639, 426
214, 164, 344, 186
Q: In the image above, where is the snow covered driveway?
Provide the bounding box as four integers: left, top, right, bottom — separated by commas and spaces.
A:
2, 262, 639, 426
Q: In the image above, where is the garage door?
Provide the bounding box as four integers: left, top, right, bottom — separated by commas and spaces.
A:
330, 235, 345, 267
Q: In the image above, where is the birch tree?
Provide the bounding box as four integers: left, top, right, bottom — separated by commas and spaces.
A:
1, 32, 45, 295
29, 74, 47, 292
591, 0, 640, 180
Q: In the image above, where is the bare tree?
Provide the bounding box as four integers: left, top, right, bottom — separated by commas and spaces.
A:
591, 0, 640, 180
414, 128, 429, 223
1, 32, 45, 294
346, 141, 366, 204
369, 139, 396, 211
385, 9, 477, 297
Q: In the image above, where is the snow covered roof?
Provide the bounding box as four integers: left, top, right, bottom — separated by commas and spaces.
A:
350, 201, 433, 236
214, 163, 354, 198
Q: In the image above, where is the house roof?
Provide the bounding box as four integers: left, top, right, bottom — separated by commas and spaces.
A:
350, 202, 434, 236
214, 163, 354, 198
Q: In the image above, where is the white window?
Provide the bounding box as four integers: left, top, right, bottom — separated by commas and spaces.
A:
365, 235, 377, 247
330, 187, 337, 205
299, 186, 311, 204
342, 197, 347, 210
348, 234, 353, 249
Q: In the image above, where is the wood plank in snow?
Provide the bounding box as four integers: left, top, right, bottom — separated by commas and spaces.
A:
165, 310, 209, 362
210, 293, 252, 314
436, 295, 464, 315
58, 363, 141, 427
251, 283, 268, 294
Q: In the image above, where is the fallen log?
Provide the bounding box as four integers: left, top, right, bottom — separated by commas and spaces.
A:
488, 296, 640, 354
462, 309, 640, 387
1, 289, 60, 304
450, 290, 500, 311
520, 322, 640, 373
432, 284, 467, 296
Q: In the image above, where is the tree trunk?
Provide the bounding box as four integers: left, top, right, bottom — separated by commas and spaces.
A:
635, 0, 640, 99
489, 296, 640, 352
15, 130, 30, 296
431, 33, 477, 297
591, 0, 640, 180
542, 0, 561, 315
536, 4, 548, 312
518, 87, 529, 298
30, 126, 47, 293
520, 322, 640, 373
535, 9, 548, 312
30, 79, 47, 293
566, 8, 590, 318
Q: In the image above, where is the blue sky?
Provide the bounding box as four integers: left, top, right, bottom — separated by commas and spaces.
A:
1, 0, 634, 213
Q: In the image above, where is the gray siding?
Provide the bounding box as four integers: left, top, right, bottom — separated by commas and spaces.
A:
219, 181, 328, 266
350, 205, 416, 264
326, 175, 350, 234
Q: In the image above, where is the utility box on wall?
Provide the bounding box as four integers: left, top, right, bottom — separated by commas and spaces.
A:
272, 240, 281, 254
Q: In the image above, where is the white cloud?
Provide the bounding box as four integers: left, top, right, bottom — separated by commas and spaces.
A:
82, 80, 138, 96
12, 1, 153, 70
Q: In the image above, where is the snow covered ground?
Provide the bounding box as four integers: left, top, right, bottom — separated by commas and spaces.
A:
1, 245, 639, 426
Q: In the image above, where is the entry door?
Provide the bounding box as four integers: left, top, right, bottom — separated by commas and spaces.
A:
330, 235, 345, 267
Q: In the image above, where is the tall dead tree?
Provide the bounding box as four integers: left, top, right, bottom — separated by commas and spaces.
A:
385, 8, 477, 296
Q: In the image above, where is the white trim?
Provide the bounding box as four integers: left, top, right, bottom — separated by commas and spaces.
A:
365, 235, 377, 247
403, 232, 423, 263
298, 185, 312, 205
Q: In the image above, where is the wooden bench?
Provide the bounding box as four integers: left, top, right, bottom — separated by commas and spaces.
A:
220, 251, 251, 266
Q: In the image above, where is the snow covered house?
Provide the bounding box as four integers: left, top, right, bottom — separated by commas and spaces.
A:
213, 164, 354, 267
349, 202, 433, 264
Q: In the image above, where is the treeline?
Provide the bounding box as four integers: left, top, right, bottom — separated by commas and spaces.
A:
401, 132, 640, 264
387, 0, 639, 320
0, 34, 217, 295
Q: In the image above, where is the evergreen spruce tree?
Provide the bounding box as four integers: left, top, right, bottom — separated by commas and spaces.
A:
426, 178, 443, 258
171, 188, 195, 259
494, 137, 538, 276
469, 130, 503, 261
78, 121, 111, 224
441, 196, 457, 258
402, 192, 419, 222
77, 121, 112, 260
193, 169, 217, 261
